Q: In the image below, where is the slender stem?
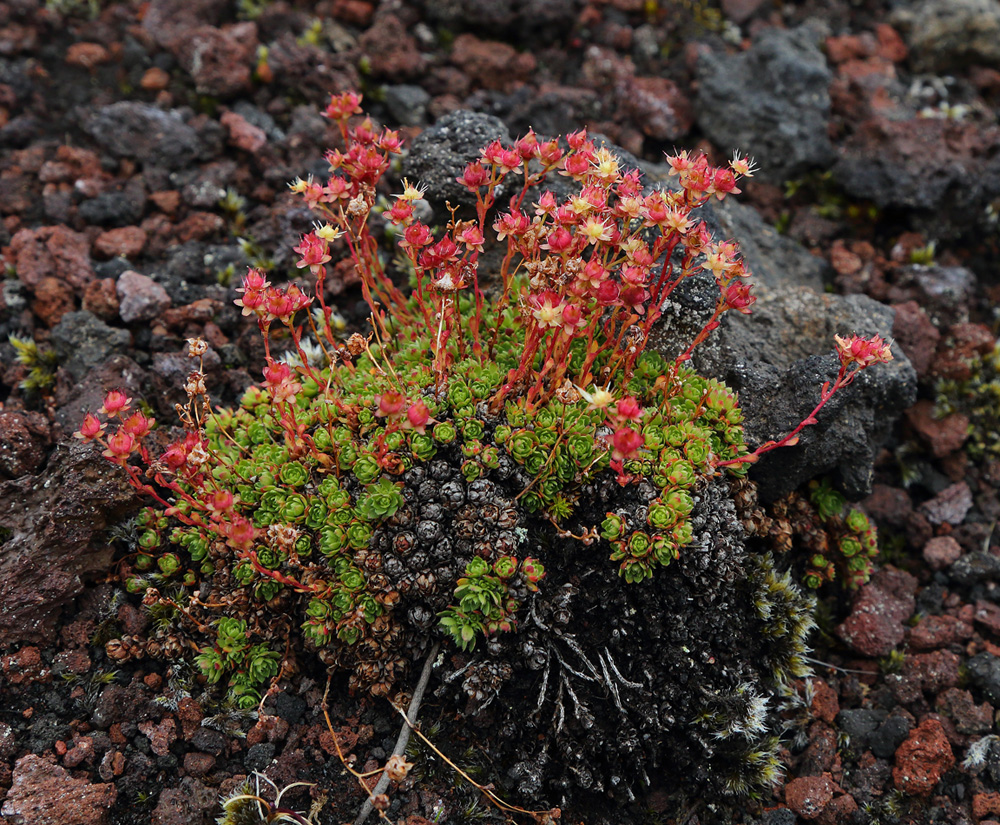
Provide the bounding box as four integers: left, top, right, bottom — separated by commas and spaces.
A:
354, 643, 440, 825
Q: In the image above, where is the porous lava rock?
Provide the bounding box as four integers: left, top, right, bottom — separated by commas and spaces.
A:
0, 441, 138, 644
434, 479, 814, 813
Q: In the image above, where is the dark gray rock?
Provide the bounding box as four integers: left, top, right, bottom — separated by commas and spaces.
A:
892, 0, 1000, 72
401, 110, 511, 209
51, 311, 132, 383
77, 180, 147, 227
870, 710, 914, 759
949, 552, 1000, 586
967, 652, 1000, 706
695, 25, 834, 183
688, 290, 917, 501
0, 440, 138, 644
384, 84, 431, 126
837, 708, 888, 753
244, 742, 275, 772
82, 102, 203, 170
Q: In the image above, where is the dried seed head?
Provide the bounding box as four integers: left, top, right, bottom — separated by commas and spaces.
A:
346, 333, 367, 356
186, 337, 209, 358
385, 754, 414, 782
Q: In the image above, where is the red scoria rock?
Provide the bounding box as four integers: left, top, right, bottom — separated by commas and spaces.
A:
1, 754, 116, 824
892, 718, 954, 796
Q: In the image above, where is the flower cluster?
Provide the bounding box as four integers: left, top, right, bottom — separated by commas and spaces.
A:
77, 92, 893, 707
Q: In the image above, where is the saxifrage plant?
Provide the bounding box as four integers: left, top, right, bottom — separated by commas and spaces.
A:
78, 92, 892, 802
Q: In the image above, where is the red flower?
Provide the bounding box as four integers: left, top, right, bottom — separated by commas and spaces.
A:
616, 396, 643, 421
75, 413, 106, 441
293, 233, 331, 274
122, 411, 155, 438
100, 390, 132, 418
610, 426, 644, 460
376, 391, 406, 417
102, 429, 136, 463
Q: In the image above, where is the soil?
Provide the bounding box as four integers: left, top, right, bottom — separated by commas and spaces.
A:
1, 1, 1000, 824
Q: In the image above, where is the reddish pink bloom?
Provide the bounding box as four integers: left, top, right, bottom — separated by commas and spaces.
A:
207, 489, 235, 513
621, 265, 648, 286
534, 191, 557, 217
493, 209, 530, 241
542, 226, 574, 254
566, 129, 588, 150
102, 429, 136, 463
323, 91, 362, 121
122, 411, 155, 438
405, 400, 432, 432
595, 280, 620, 305
616, 396, 643, 421
378, 129, 403, 153
293, 233, 331, 275
265, 289, 296, 321
833, 334, 893, 370
75, 413, 106, 441
561, 303, 586, 330
459, 161, 490, 191
225, 516, 256, 550
324, 175, 350, 201
529, 291, 564, 329
515, 130, 539, 160
387, 200, 414, 225
537, 139, 563, 167
562, 152, 591, 178
712, 168, 741, 199
100, 390, 132, 418
616, 169, 643, 198
403, 223, 433, 247
161, 442, 188, 471
722, 281, 755, 314
620, 285, 649, 314
582, 258, 608, 287
263, 362, 292, 386
610, 426, 644, 460
457, 225, 485, 252
376, 391, 407, 417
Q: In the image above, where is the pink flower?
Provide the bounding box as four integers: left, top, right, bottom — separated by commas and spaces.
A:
712, 168, 741, 199
403, 223, 433, 247
529, 291, 564, 329
595, 280, 620, 305
542, 226, 574, 254
75, 413, 106, 441
537, 140, 563, 167
561, 303, 587, 330
494, 210, 530, 241
122, 411, 155, 438
387, 200, 414, 225
722, 281, 755, 314
293, 233, 331, 275
458, 161, 490, 190
620, 285, 649, 314
225, 516, 256, 550
323, 91, 362, 121
405, 401, 432, 432
376, 391, 406, 417
100, 390, 132, 418
515, 130, 539, 160
207, 489, 235, 513
616, 396, 643, 421
161, 442, 188, 471
833, 334, 893, 370
456, 225, 485, 252
263, 362, 292, 386
102, 429, 136, 463
610, 426, 644, 460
